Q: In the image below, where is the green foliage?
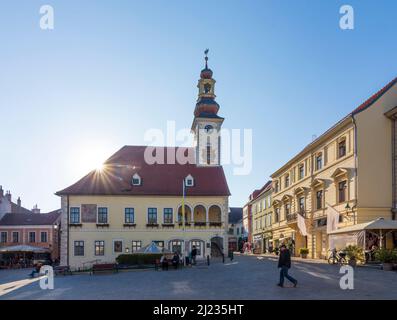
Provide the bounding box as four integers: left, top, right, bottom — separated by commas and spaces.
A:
374, 248, 397, 263
299, 248, 309, 255
116, 253, 163, 265
344, 245, 364, 262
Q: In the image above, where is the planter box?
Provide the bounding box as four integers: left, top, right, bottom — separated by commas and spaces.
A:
300, 254, 308, 259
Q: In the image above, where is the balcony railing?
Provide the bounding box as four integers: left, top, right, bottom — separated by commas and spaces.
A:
287, 211, 306, 223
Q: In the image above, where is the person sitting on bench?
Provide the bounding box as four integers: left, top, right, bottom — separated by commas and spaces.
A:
172, 252, 180, 269
160, 254, 168, 270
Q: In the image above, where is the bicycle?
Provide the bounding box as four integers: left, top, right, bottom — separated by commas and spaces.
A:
327, 249, 347, 265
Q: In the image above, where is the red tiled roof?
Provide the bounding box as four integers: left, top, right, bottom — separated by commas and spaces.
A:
10, 202, 32, 215
0, 210, 61, 226
352, 76, 397, 115
56, 146, 230, 197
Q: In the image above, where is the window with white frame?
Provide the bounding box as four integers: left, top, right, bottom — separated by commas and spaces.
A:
132, 240, 142, 252
132, 173, 141, 186
185, 175, 194, 187
28, 231, 36, 243
70, 207, 80, 224
74, 241, 84, 256
12, 232, 19, 243
40, 231, 48, 243
97, 207, 108, 224
147, 208, 157, 224
125, 208, 134, 223
0, 232, 7, 243
95, 240, 105, 256
163, 208, 173, 224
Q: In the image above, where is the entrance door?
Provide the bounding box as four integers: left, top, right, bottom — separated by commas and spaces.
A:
191, 240, 204, 258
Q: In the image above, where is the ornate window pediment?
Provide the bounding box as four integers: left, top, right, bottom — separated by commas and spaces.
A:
331, 167, 349, 180
294, 186, 307, 195
281, 194, 293, 203
311, 178, 326, 189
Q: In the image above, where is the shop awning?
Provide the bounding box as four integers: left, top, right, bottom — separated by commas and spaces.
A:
136, 242, 171, 253
328, 218, 397, 235
0, 245, 50, 253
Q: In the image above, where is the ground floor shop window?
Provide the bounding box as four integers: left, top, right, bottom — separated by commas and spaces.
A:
95, 240, 105, 256
191, 240, 202, 256
74, 241, 84, 256
171, 240, 183, 254
132, 240, 141, 252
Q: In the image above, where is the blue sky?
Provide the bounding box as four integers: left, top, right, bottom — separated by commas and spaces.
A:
1, 0, 397, 211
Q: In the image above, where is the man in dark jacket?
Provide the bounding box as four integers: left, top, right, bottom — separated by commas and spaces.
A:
277, 244, 298, 288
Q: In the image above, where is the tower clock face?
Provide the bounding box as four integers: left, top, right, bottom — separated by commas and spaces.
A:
205, 125, 214, 133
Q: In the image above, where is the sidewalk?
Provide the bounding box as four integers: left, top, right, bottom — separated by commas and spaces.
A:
235, 252, 328, 264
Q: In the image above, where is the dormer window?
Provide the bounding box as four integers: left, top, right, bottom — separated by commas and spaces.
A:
132, 173, 141, 186
185, 175, 194, 187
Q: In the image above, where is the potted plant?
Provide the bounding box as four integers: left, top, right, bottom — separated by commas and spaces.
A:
344, 245, 364, 267
374, 248, 396, 271
299, 248, 309, 259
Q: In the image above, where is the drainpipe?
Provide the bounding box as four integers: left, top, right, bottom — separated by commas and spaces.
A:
67, 195, 70, 267
310, 150, 314, 259
352, 115, 358, 225
391, 117, 397, 247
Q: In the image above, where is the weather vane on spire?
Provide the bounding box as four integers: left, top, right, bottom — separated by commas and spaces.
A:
204, 48, 209, 68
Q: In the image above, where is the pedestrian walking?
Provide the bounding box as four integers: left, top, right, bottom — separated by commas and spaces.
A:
191, 246, 197, 265
277, 244, 298, 288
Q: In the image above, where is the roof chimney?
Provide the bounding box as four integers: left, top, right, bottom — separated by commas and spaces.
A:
32, 204, 40, 214
0, 186, 3, 197
17, 197, 21, 207
5, 191, 11, 202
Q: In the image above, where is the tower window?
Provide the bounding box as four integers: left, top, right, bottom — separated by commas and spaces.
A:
206, 143, 211, 165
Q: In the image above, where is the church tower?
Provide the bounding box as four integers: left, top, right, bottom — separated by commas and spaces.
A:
192, 50, 224, 166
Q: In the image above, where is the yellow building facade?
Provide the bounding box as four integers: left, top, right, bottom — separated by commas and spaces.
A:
250, 182, 272, 254
269, 77, 397, 258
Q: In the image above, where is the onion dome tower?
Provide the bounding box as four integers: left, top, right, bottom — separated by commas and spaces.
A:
192, 49, 224, 167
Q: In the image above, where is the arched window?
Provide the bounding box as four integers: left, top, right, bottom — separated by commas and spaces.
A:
177, 205, 191, 224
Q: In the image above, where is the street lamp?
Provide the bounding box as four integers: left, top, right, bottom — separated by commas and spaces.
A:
344, 202, 357, 223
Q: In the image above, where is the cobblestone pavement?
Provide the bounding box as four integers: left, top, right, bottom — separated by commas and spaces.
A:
1, 255, 396, 300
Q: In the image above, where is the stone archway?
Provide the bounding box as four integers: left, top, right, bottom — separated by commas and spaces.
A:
210, 236, 224, 257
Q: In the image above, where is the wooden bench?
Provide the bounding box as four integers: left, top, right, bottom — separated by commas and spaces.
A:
54, 265, 73, 276
90, 263, 118, 275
